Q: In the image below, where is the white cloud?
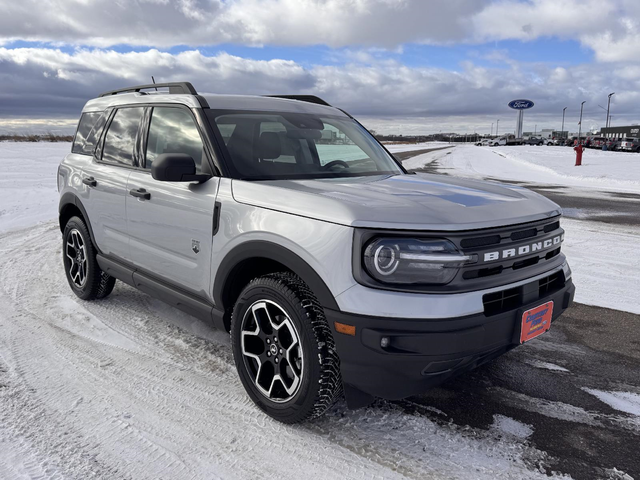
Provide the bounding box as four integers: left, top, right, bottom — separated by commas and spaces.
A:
2, 46, 639, 134
0, 0, 486, 48
1, 0, 639, 62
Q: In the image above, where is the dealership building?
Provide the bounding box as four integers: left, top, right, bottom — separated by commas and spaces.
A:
601, 125, 640, 139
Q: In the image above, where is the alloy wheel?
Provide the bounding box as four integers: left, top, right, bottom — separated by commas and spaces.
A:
65, 228, 88, 288
240, 300, 304, 403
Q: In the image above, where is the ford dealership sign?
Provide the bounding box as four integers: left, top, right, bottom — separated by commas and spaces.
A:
508, 99, 534, 110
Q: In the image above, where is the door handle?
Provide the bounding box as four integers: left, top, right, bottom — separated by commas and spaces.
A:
129, 188, 151, 200
82, 176, 97, 187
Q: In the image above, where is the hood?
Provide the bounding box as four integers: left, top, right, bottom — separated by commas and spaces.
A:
231, 173, 561, 231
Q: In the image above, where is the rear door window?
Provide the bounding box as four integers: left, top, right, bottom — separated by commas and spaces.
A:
72, 112, 102, 155
101, 107, 144, 166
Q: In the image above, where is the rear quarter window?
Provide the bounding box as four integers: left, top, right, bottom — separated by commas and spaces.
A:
72, 112, 103, 155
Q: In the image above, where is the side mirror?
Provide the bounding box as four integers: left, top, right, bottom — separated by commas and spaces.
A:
151, 153, 211, 183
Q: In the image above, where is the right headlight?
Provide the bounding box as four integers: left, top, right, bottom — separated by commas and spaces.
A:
363, 237, 477, 285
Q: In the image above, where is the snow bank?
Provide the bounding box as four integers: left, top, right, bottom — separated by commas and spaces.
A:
420, 144, 640, 193
561, 218, 640, 314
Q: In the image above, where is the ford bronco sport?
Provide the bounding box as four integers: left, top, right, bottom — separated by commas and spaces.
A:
58, 82, 575, 423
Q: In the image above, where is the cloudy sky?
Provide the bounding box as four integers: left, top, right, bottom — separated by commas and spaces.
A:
1, 0, 639, 135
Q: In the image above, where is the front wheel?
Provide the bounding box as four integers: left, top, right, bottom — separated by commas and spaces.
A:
231, 272, 342, 423
63, 216, 116, 300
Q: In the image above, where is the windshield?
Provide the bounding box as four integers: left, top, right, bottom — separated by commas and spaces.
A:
207, 110, 404, 180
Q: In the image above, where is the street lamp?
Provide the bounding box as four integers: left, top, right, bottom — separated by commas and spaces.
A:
606, 92, 615, 129
491, 122, 493, 136
578, 101, 586, 144
561, 107, 567, 139
534, 124, 537, 136
496, 119, 500, 136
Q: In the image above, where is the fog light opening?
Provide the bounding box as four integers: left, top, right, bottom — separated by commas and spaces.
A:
380, 336, 390, 348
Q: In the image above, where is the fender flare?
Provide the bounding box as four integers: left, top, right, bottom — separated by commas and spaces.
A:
213, 240, 340, 312
58, 193, 99, 251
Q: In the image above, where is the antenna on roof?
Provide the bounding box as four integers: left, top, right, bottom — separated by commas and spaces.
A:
151, 76, 158, 92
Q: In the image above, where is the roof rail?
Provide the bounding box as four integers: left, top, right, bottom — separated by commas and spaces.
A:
265, 95, 331, 107
99, 82, 198, 97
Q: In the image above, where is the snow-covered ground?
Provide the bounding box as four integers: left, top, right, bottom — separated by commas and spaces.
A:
0, 142, 62, 232
405, 144, 640, 315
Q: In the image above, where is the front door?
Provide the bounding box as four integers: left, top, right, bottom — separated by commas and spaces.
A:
125, 106, 219, 298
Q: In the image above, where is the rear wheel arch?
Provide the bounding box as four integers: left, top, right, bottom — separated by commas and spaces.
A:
214, 241, 340, 331
59, 193, 99, 251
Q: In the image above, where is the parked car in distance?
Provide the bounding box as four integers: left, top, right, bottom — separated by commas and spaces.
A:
525, 137, 544, 146
475, 138, 492, 146
618, 137, 640, 152
495, 134, 524, 146
588, 137, 606, 149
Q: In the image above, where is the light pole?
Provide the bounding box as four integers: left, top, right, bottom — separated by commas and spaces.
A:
534, 124, 537, 136
491, 122, 493, 136
496, 119, 500, 136
606, 92, 615, 129
578, 101, 586, 144
561, 107, 567, 140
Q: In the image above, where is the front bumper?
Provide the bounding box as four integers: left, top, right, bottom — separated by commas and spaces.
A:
326, 276, 575, 403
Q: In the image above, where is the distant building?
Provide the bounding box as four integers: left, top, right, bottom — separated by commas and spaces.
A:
539, 129, 554, 139
601, 125, 640, 139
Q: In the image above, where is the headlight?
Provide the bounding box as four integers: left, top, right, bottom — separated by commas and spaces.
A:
363, 238, 477, 285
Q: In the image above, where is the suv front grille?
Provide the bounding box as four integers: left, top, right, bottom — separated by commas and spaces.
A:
455, 217, 564, 287
460, 235, 501, 249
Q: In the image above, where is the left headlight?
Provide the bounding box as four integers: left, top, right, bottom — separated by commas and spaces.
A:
363, 237, 477, 285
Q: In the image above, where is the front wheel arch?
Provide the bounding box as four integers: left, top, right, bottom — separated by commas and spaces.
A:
214, 241, 340, 331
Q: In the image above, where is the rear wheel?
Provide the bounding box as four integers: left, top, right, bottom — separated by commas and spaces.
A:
62, 216, 116, 300
231, 272, 342, 423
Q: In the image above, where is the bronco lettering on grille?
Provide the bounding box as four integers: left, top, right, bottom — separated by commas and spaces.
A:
483, 234, 563, 262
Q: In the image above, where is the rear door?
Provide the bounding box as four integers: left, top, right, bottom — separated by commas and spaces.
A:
125, 106, 219, 297
81, 106, 145, 261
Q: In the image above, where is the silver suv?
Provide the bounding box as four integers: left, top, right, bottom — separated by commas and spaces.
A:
58, 82, 575, 423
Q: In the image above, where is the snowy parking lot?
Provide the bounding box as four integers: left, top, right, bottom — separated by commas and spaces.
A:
1, 142, 639, 479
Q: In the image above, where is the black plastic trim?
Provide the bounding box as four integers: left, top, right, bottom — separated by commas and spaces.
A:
58, 193, 99, 252
213, 240, 339, 311
212, 202, 221, 236
95, 253, 225, 330
326, 278, 575, 401
264, 95, 331, 106
99, 82, 198, 97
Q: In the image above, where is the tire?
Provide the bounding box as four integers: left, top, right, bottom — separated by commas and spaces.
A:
231, 272, 342, 423
62, 216, 116, 300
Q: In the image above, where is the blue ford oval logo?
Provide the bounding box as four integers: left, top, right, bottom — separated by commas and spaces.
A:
508, 99, 534, 110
